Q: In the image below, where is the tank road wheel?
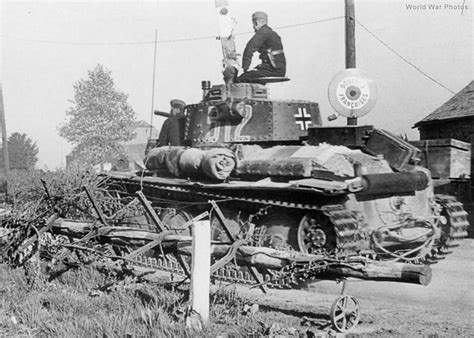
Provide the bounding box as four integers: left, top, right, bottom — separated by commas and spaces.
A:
256, 212, 299, 251
330, 295, 360, 333
297, 213, 337, 255
161, 208, 193, 236
210, 207, 243, 242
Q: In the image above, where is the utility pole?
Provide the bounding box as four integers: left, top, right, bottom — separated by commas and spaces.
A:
345, 0, 357, 126
149, 29, 158, 138
0, 84, 10, 196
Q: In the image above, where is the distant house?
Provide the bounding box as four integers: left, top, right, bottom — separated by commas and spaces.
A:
414, 81, 474, 144
66, 120, 159, 171
414, 80, 474, 177
414, 81, 474, 235
124, 120, 159, 146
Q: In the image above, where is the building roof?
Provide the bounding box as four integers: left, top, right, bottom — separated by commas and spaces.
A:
414, 81, 474, 127
133, 120, 153, 128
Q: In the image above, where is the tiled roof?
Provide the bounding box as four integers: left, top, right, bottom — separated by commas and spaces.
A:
414, 81, 474, 127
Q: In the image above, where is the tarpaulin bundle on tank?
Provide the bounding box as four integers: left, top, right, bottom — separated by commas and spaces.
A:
144, 146, 236, 181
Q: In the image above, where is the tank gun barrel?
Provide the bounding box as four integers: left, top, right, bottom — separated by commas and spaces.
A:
154, 110, 171, 118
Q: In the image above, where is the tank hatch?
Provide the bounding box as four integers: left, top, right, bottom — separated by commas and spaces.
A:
186, 83, 321, 146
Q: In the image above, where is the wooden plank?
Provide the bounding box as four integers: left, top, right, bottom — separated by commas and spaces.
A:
124, 231, 172, 260
83, 185, 109, 226
18, 214, 58, 251
136, 191, 165, 232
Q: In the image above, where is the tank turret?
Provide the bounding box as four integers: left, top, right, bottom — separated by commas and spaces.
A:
185, 82, 321, 146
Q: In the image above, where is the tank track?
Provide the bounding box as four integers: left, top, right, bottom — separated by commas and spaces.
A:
320, 205, 369, 258
132, 252, 330, 289
117, 179, 321, 210
434, 194, 469, 249
107, 180, 368, 287
110, 178, 370, 257
106, 179, 469, 287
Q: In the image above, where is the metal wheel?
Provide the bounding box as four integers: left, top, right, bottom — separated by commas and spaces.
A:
297, 213, 337, 254
209, 207, 243, 242
161, 207, 193, 236
255, 212, 299, 251
330, 295, 360, 333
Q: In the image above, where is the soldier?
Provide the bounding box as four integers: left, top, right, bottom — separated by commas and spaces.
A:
236, 11, 286, 83
157, 99, 187, 147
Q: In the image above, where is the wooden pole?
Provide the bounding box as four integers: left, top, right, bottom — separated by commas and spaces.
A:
189, 220, 210, 327
50, 220, 432, 285
345, 0, 358, 126
0, 84, 10, 184
149, 29, 158, 138
345, 0, 356, 69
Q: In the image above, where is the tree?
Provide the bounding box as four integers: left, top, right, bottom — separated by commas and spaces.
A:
0, 132, 39, 170
59, 64, 136, 165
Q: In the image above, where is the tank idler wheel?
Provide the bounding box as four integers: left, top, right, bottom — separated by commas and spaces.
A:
330, 295, 360, 333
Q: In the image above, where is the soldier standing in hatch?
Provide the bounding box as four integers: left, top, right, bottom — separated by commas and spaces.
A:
157, 99, 186, 147
236, 11, 286, 83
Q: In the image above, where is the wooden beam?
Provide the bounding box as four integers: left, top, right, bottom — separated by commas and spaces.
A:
189, 220, 210, 326
345, 0, 356, 69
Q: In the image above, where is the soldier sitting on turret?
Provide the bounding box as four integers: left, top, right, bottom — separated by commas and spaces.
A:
236, 11, 286, 83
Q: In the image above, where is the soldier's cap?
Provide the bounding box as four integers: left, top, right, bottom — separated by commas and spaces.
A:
170, 99, 186, 108
252, 11, 268, 21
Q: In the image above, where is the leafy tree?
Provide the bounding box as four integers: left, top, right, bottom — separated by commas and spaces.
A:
0, 132, 39, 170
59, 64, 136, 165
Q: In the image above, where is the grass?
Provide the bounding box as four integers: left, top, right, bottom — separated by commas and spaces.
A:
0, 263, 307, 337
0, 264, 191, 337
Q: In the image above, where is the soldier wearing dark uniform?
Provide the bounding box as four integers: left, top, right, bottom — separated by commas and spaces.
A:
237, 11, 286, 83
157, 99, 186, 147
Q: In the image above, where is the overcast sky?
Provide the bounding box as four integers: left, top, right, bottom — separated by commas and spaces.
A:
1, 0, 472, 169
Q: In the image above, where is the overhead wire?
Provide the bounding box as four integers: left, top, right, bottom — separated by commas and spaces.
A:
1, 15, 458, 94
355, 19, 456, 94
0, 16, 344, 46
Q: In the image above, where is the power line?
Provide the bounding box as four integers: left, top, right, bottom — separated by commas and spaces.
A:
356, 19, 456, 94
0, 16, 344, 46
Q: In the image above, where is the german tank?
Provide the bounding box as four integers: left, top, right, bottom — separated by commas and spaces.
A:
105, 79, 469, 265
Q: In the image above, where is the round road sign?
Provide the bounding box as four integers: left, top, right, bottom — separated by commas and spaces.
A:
328, 68, 378, 118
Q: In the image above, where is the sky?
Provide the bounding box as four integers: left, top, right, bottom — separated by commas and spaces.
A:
1, 0, 472, 169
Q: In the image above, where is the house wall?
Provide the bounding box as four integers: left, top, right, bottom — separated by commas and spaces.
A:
124, 126, 159, 145
418, 118, 474, 176
418, 118, 474, 144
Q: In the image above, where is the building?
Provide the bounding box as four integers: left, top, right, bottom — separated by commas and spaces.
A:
66, 120, 159, 171
414, 81, 474, 147
414, 81, 474, 235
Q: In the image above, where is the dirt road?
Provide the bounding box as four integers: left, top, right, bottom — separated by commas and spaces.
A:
231, 239, 474, 336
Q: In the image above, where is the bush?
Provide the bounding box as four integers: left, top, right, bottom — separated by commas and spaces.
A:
0, 165, 100, 212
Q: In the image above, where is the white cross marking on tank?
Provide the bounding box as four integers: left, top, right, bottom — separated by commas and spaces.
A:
294, 107, 312, 130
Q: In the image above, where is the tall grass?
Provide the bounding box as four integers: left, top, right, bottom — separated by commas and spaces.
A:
0, 264, 298, 337
0, 264, 193, 337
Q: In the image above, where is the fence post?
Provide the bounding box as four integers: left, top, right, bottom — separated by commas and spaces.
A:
188, 220, 211, 327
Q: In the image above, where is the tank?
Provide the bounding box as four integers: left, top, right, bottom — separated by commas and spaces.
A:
104, 80, 469, 267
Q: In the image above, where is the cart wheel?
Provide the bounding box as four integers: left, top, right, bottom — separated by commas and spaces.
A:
330, 295, 360, 333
